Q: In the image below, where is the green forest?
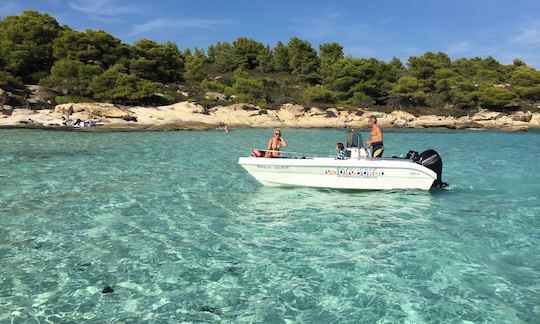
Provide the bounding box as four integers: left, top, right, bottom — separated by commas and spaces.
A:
1, 10, 540, 113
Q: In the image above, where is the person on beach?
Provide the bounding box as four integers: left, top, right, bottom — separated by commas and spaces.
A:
265, 128, 287, 158
366, 116, 384, 157
335, 142, 347, 160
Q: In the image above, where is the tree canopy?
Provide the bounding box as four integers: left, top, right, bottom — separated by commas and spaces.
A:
1, 10, 539, 111
0, 10, 61, 83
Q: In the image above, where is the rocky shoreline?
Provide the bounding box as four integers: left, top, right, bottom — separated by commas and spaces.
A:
1, 102, 539, 131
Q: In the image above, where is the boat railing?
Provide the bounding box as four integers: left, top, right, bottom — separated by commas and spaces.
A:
249, 148, 330, 159
248, 129, 370, 160
249, 148, 376, 161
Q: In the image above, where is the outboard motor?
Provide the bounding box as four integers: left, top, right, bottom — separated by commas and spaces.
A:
405, 150, 418, 160
413, 149, 447, 188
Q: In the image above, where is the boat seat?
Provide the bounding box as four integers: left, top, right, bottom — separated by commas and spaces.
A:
251, 149, 264, 157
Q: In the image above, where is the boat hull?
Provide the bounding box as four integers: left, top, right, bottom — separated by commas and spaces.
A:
238, 157, 437, 190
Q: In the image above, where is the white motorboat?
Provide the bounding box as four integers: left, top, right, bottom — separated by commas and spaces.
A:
238, 130, 446, 191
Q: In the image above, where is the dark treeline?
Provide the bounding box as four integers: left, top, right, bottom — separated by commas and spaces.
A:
1, 10, 540, 112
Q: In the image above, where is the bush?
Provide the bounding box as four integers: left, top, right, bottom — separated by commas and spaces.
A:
450, 91, 477, 108
303, 86, 335, 103
476, 85, 519, 109
347, 92, 374, 106
198, 97, 231, 108
391, 75, 426, 105
7, 95, 27, 107
231, 77, 264, 104
426, 92, 449, 108
0, 71, 23, 89
29, 71, 50, 84
55, 95, 93, 104
155, 94, 176, 105
514, 84, 540, 101
201, 79, 227, 93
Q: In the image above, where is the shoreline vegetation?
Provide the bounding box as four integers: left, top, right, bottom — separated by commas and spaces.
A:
1, 11, 540, 131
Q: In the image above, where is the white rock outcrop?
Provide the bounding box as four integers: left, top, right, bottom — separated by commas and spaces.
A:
471, 109, 504, 121
1, 101, 539, 131
0, 88, 7, 105
277, 104, 306, 120
165, 101, 207, 114
204, 92, 227, 100
54, 103, 130, 119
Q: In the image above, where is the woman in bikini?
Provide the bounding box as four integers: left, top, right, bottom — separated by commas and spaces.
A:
265, 128, 288, 158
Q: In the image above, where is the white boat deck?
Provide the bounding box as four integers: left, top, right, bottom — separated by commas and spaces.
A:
238, 156, 437, 190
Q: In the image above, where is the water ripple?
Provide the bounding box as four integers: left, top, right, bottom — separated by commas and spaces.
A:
0, 129, 538, 322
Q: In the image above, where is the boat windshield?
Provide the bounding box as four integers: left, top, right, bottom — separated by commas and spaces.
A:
347, 129, 363, 148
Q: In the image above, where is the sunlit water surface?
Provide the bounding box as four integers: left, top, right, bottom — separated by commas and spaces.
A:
0, 128, 539, 323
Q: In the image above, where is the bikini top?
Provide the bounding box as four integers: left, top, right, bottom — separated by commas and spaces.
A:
270, 139, 281, 150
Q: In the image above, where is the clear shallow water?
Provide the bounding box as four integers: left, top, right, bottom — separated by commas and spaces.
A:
0, 128, 539, 323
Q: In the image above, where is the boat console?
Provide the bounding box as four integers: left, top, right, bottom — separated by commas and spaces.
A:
346, 129, 369, 159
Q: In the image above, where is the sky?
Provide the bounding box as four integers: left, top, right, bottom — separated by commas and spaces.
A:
1, 0, 540, 68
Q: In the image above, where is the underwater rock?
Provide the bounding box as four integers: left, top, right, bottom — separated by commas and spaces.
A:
102, 286, 114, 294
226, 265, 245, 276
198, 305, 221, 315
77, 261, 92, 271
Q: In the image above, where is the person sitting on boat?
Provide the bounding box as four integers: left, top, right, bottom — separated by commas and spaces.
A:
265, 128, 287, 158
335, 142, 347, 160
366, 116, 384, 157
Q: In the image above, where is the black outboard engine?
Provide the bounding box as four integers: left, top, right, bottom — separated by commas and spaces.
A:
413, 149, 447, 188
405, 150, 418, 160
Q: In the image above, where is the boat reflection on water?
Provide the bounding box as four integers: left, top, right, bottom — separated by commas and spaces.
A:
228, 185, 440, 277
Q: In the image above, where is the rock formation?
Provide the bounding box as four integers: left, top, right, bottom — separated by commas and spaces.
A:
1, 101, 538, 131
0, 88, 7, 106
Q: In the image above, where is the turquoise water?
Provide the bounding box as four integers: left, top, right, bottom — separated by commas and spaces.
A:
0, 128, 539, 323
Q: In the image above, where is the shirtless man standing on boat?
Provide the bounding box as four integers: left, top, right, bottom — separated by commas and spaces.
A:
366, 116, 384, 157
